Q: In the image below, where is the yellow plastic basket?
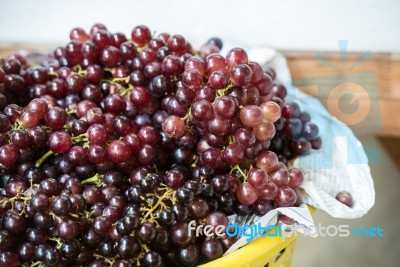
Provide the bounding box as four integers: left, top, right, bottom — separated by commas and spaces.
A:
200, 206, 314, 267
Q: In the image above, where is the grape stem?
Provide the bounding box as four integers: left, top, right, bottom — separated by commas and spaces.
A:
216, 81, 234, 97
65, 107, 77, 115
231, 165, 248, 181
72, 64, 87, 77
72, 133, 88, 142
27, 261, 41, 267
120, 84, 134, 97
183, 107, 192, 125
93, 253, 114, 265
49, 237, 63, 249
81, 173, 101, 185
35, 150, 55, 168
141, 185, 176, 222
84, 210, 95, 220
12, 119, 24, 130
0, 193, 31, 209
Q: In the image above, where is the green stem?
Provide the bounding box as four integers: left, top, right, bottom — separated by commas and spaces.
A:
29, 261, 42, 267
49, 237, 63, 249
231, 165, 248, 181
216, 81, 233, 97
72, 133, 89, 144
120, 84, 134, 97
183, 108, 192, 125
35, 150, 54, 168
82, 174, 101, 185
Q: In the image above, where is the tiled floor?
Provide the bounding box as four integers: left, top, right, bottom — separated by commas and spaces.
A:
292, 136, 400, 267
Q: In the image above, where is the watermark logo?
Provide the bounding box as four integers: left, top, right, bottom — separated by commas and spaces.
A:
189, 220, 384, 242
288, 40, 381, 167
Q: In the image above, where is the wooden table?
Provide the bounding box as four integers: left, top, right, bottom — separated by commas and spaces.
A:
1, 44, 399, 136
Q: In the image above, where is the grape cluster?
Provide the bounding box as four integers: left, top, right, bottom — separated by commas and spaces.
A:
0, 24, 321, 267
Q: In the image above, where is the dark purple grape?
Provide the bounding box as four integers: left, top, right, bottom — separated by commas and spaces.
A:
201, 239, 224, 261
170, 222, 193, 247
336, 191, 354, 207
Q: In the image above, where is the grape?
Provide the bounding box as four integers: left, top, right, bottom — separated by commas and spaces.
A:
288, 168, 304, 188
240, 105, 263, 128
185, 57, 205, 74
213, 96, 235, 119
275, 186, 297, 207
207, 116, 231, 136
253, 120, 276, 141
139, 48, 157, 65
177, 187, 194, 203
137, 222, 157, 243
48, 131, 72, 153
0, 144, 20, 167
235, 128, 256, 148
258, 181, 278, 200
201, 239, 224, 261
58, 220, 79, 240
291, 140, 311, 156
283, 118, 303, 139
178, 244, 199, 266
170, 222, 193, 247
230, 64, 252, 86
118, 236, 139, 258
253, 199, 274, 216
107, 140, 131, 163
260, 101, 281, 122
4, 212, 26, 234
225, 48, 248, 68
209, 71, 229, 89
303, 122, 319, 141
20, 109, 41, 128
237, 182, 258, 205
143, 251, 163, 267
282, 102, 301, 119
206, 211, 229, 230
164, 170, 184, 189
201, 148, 223, 169
205, 54, 226, 76
187, 197, 210, 219
182, 69, 203, 89
256, 151, 279, 172
269, 168, 290, 187
0, 251, 21, 267
191, 100, 213, 121
247, 168, 269, 190
211, 175, 228, 193
131, 25, 151, 47
28, 98, 48, 118
247, 61, 263, 84
223, 143, 244, 165
336, 191, 354, 207
311, 136, 322, 149
52, 195, 72, 216
167, 35, 187, 54
162, 115, 186, 139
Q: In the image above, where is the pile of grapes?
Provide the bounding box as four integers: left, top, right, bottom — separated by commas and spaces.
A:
0, 24, 321, 267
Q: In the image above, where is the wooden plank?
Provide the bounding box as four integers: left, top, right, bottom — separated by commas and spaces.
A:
0, 45, 399, 135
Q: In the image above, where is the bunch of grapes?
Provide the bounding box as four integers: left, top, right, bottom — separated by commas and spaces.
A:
0, 24, 321, 267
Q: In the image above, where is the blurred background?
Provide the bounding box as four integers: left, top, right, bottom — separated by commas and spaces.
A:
1, 0, 399, 266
